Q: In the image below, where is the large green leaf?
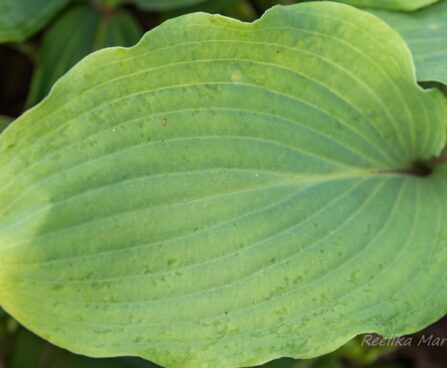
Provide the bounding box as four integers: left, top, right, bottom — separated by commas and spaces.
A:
0, 0, 68, 43
335, 0, 438, 11
26, 4, 142, 108
0, 2, 447, 368
369, 0, 447, 85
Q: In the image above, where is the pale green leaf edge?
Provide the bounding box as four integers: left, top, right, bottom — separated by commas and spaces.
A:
1, 3, 447, 368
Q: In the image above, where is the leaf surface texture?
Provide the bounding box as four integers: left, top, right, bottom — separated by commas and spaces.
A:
0, 3, 447, 367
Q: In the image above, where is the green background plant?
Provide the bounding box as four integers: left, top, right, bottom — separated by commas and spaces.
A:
369, 0, 447, 85
25, 3, 142, 107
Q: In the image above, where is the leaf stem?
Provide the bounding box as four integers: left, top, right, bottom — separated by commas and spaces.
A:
380, 147, 447, 177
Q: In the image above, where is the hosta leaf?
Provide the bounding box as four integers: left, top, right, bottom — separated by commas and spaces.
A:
0, 0, 68, 43
335, 0, 438, 11
369, 0, 447, 85
1, 2, 447, 368
26, 4, 142, 108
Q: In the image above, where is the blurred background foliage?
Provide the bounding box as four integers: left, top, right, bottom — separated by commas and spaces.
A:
0, 0, 446, 367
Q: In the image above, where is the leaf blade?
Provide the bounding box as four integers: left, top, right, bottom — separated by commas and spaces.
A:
0, 3, 447, 368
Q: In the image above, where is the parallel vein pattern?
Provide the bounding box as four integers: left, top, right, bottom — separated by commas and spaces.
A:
0, 3, 447, 368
